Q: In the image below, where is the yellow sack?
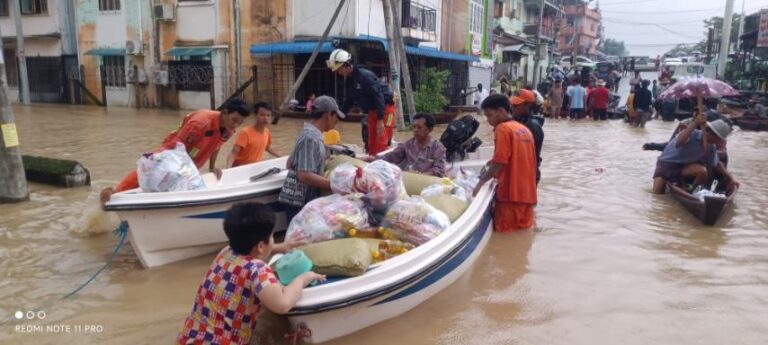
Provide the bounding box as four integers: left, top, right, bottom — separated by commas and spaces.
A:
424, 195, 469, 223
299, 238, 372, 277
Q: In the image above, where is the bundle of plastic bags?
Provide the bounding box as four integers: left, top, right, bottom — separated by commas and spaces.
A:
137, 143, 205, 192
329, 160, 405, 211
286, 194, 369, 244
421, 180, 470, 203
382, 197, 450, 245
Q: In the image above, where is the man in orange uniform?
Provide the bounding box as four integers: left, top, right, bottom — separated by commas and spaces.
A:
227, 102, 281, 168
100, 100, 251, 205
475, 94, 538, 232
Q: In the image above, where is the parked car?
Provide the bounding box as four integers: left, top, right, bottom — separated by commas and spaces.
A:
559, 56, 597, 69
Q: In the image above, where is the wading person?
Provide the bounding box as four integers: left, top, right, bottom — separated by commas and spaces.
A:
278, 96, 345, 223
177, 202, 324, 345
588, 79, 611, 121
227, 102, 281, 168
510, 89, 544, 184
566, 79, 587, 120
327, 49, 393, 155
366, 113, 447, 176
634, 80, 654, 127
100, 100, 251, 205
546, 78, 564, 119
652, 113, 738, 194
475, 94, 538, 231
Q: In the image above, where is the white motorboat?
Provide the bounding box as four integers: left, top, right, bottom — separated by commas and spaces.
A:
284, 146, 495, 343
104, 156, 291, 268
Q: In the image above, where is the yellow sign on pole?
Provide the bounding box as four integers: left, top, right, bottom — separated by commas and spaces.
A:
2, 123, 20, 148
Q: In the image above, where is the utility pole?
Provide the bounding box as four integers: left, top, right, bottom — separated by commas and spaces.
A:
735, 0, 745, 52
276, 0, 347, 124
10, 0, 31, 105
0, 25, 29, 203
717, 0, 735, 79
532, 0, 545, 88
706, 27, 714, 64
382, 0, 406, 130
389, 0, 416, 126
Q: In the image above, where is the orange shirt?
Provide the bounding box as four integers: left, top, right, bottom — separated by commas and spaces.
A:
232, 126, 271, 166
160, 110, 232, 168
492, 120, 538, 205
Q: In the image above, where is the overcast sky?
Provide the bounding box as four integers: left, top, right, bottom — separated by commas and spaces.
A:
599, 0, 768, 57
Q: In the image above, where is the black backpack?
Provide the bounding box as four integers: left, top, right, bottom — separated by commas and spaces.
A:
440, 115, 481, 162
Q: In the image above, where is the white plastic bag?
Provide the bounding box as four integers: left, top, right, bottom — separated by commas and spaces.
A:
356, 160, 404, 211
286, 194, 370, 244
329, 163, 360, 195
382, 197, 450, 245
137, 143, 205, 192
420, 181, 470, 203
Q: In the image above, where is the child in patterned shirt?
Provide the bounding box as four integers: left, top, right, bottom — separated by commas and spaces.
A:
177, 202, 325, 345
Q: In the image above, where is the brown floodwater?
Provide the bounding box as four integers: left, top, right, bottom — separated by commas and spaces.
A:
1, 98, 767, 345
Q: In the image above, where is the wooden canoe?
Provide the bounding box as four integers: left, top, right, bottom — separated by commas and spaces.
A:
734, 117, 768, 131
667, 183, 738, 226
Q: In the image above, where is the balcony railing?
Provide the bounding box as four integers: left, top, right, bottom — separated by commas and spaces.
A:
523, 22, 555, 39
402, 2, 437, 33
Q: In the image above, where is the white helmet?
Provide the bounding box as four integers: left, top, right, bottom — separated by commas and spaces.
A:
327, 49, 351, 71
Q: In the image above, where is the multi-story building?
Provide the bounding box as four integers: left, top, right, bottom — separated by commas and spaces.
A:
557, 0, 601, 58
76, 0, 280, 110
492, 0, 563, 88
0, 0, 78, 103
250, 0, 480, 108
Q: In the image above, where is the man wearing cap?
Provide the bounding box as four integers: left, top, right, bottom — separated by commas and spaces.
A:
476, 94, 538, 232
511, 89, 545, 184
588, 79, 611, 121
651, 112, 738, 194
327, 49, 393, 155
279, 96, 345, 222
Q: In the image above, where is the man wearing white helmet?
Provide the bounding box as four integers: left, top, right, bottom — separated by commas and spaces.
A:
327, 48, 393, 155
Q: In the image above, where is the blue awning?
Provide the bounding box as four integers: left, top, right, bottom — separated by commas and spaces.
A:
84, 48, 125, 56
250, 41, 335, 55
404, 46, 478, 62
166, 47, 213, 57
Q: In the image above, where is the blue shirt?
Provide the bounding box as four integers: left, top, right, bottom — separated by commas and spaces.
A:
567, 85, 586, 109
658, 130, 718, 167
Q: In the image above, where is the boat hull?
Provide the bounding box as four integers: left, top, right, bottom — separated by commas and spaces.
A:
667, 183, 737, 226
287, 207, 493, 343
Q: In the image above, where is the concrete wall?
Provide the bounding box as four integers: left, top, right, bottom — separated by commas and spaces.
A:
179, 91, 211, 110
441, 0, 470, 54
292, 0, 358, 38
0, 2, 62, 38
176, 1, 217, 42
0, 0, 72, 57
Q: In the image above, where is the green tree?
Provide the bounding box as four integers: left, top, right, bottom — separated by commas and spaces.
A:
703, 14, 742, 44
410, 68, 450, 114
599, 38, 628, 57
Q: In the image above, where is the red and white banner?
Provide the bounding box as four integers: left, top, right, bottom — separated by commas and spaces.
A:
758, 9, 768, 48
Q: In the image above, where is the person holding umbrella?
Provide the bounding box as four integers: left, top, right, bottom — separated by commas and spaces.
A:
651, 111, 738, 195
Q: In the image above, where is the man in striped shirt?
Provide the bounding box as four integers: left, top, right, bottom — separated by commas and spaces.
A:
278, 96, 345, 221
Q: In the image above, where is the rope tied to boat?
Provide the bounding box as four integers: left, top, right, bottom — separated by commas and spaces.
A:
63, 221, 129, 299
0, 221, 129, 326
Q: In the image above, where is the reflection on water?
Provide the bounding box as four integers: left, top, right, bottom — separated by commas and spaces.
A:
1, 102, 767, 345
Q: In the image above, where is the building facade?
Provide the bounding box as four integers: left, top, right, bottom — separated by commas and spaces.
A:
491, 0, 563, 89
0, 0, 78, 103
556, 0, 601, 58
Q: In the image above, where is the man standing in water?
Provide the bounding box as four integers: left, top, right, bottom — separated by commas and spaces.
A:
327, 49, 393, 155
510, 89, 544, 184
100, 100, 251, 205
475, 94, 538, 232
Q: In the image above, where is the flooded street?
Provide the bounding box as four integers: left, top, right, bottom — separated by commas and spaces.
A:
1, 99, 768, 344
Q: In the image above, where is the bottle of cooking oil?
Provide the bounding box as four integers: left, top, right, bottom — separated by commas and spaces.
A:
373, 240, 415, 262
